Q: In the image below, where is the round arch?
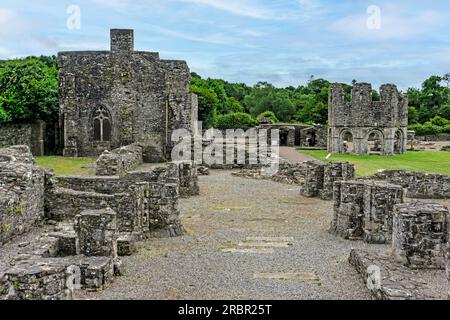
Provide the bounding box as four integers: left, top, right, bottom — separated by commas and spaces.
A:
367, 129, 384, 155
339, 129, 354, 154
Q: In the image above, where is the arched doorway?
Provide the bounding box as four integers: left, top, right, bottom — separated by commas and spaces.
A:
394, 130, 404, 154
340, 130, 354, 153
368, 130, 384, 155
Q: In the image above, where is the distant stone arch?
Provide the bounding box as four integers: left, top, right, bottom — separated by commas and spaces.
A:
367, 130, 384, 155
340, 129, 354, 153
92, 106, 112, 142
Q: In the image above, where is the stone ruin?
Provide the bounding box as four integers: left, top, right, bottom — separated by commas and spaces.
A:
0, 145, 199, 300
350, 202, 450, 300
0, 145, 45, 245
330, 175, 450, 299
58, 29, 198, 159
328, 83, 408, 155
392, 202, 448, 269
331, 180, 404, 244
232, 160, 355, 201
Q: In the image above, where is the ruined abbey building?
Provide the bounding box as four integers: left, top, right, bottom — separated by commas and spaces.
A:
328, 83, 408, 155
58, 29, 198, 160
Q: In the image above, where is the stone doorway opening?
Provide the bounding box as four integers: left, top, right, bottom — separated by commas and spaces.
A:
368, 131, 383, 155
340, 130, 354, 153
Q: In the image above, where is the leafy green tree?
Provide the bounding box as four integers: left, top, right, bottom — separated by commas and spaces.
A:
430, 116, 449, 127
0, 57, 58, 124
227, 97, 244, 113
215, 112, 257, 130
257, 111, 278, 123
408, 106, 419, 124
190, 83, 218, 129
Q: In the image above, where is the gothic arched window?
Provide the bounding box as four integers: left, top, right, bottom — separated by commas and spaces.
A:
93, 106, 111, 142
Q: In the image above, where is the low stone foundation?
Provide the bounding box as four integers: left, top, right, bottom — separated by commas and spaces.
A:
367, 170, 450, 199
349, 249, 437, 300
45, 166, 183, 238
331, 180, 404, 243
1, 206, 128, 300
392, 202, 448, 269
233, 161, 355, 201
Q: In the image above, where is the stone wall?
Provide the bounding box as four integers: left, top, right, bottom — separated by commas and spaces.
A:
331, 180, 404, 243
0, 146, 45, 245
0, 121, 45, 156
392, 202, 448, 269
416, 134, 450, 142
367, 170, 450, 199
45, 163, 183, 237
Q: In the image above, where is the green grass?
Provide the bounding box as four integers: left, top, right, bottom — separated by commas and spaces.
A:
300, 150, 450, 177
35, 156, 96, 175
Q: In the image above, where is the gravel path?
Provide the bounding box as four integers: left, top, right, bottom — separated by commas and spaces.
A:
279, 147, 315, 163
80, 170, 387, 300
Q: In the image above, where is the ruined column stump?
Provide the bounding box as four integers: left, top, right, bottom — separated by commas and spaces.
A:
75, 208, 118, 257
392, 202, 449, 269
331, 180, 403, 243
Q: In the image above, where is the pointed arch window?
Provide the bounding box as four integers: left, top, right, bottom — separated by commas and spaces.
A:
93, 106, 111, 142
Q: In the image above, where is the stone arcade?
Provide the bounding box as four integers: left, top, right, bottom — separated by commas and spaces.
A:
328, 83, 408, 155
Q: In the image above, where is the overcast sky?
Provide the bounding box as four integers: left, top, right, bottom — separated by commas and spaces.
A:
1, 0, 449, 90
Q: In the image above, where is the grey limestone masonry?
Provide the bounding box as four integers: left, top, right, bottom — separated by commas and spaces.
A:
96, 143, 144, 176
75, 208, 118, 257
331, 180, 404, 243
0, 146, 45, 245
328, 83, 408, 155
367, 170, 450, 199
0, 121, 45, 156
58, 29, 197, 159
392, 202, 448, 269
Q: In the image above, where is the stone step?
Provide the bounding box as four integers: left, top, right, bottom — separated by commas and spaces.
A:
221, 248, 274, 254
254, 272, 318, 281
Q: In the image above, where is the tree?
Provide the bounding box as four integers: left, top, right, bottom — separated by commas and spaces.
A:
0, 57, 58, 124
215, 112, 257, 130
189, 84, 218, 129
408, 106, 419, 124
257, 111, 278, 124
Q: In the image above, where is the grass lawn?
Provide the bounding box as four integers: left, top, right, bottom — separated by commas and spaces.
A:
35, 156, 96, 175
300, 150, 450, 177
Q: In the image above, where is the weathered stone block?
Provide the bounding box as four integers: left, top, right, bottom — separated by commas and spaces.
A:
117, 233, 137, 256
392, 202, 449, 269
3, 261, 70, 300
79, 257, 114, 291
331, 180, 404, 243
75, 208, 118, 257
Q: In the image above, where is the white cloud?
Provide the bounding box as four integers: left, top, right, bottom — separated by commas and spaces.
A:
174, 0, 299, 20
152, 25, 236, 45
332, 10, 449, 39
93, 0, 129, 9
